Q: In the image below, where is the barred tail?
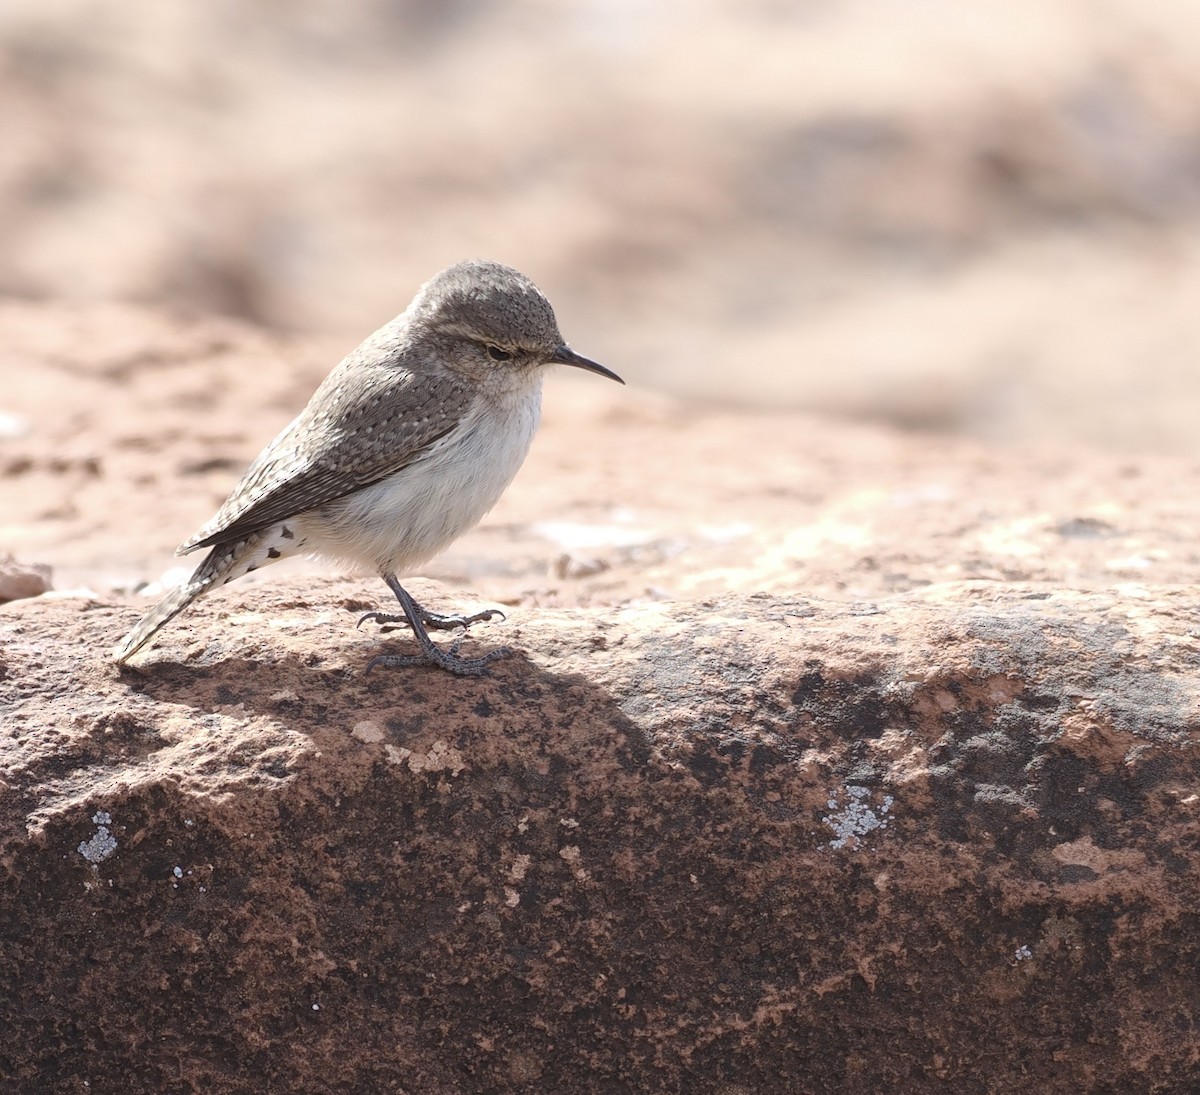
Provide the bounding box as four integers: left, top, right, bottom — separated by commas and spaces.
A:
113, 526, 303, 664
112, 545, 231, 664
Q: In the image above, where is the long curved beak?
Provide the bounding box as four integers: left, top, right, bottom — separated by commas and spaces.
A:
550, 344, 624, 384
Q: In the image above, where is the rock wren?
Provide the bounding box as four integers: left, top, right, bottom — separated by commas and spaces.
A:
114, 260, 623, 675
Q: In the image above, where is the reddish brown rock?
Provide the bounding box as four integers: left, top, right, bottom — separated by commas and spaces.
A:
3, 578, 1200, 1093
4, 302, 1200, 1093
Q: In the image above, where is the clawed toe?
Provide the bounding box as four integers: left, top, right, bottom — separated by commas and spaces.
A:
357, 610, 408, 631
420, 606, 505, 631
359, 604, 505, 633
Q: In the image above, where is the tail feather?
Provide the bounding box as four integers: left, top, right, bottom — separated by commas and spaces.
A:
113, 524, 307, 664
112, 542, 238, 664
113, 577, 211, 664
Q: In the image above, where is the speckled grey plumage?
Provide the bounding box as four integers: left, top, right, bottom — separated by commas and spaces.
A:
114, 260, 623, 674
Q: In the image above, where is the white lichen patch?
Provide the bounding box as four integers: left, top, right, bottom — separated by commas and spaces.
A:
78, 811, 118, 864
823, 786, 894, 850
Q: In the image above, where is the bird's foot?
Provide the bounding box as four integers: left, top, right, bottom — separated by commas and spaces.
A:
366, 637, 512, 678
357, 605, 505, 634
361, 576, 512, 676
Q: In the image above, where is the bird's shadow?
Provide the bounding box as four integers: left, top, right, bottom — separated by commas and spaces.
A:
115, 633, 655, 767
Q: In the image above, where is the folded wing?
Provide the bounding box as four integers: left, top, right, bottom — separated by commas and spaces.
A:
178, 362, 472, 554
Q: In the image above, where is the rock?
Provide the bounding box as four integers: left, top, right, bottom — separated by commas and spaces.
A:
0, 554, 51, 602
2, 575, 1200, 1093
5, 300, 1200, 1091
7, 299, 1200, 606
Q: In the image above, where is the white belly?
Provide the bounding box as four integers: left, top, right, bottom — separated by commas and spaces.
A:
298, 386, 542, 574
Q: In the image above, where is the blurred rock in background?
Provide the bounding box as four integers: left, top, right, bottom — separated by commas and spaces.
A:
3, 0, 1200, 451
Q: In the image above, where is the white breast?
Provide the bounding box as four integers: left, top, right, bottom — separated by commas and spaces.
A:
299, 384, 543, 574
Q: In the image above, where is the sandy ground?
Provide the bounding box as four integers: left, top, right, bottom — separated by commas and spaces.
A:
4, 301, 1199, 621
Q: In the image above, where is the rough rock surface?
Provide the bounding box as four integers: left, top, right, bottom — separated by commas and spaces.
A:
5, 582, 1200, 1093
4, 303, 1200, 1092
0, 554, 51, 603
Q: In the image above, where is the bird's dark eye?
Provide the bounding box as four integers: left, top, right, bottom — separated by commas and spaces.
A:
486, 345, 514, 363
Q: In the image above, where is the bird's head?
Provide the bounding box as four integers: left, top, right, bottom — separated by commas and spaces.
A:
409, 260, 623, 391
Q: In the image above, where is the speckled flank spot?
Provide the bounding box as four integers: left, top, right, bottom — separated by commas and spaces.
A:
267, 548, 281, 559
280, 526, 295, 540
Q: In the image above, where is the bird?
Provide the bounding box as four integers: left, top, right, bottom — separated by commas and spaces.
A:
113, 259, 623, 676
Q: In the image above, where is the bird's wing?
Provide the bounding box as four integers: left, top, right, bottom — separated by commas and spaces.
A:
178, 363, 473, 554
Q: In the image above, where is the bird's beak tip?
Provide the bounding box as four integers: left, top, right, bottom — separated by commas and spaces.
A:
551, 345, 624, 385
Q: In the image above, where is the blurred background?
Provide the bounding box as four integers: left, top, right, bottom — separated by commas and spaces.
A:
4, 0, 1200, 453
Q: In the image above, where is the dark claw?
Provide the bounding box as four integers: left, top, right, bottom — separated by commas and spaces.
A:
357, 610, 408, 631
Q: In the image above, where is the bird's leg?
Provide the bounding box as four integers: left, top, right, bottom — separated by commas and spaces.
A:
364, 573, 511, 677
357, 574, 505, 634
